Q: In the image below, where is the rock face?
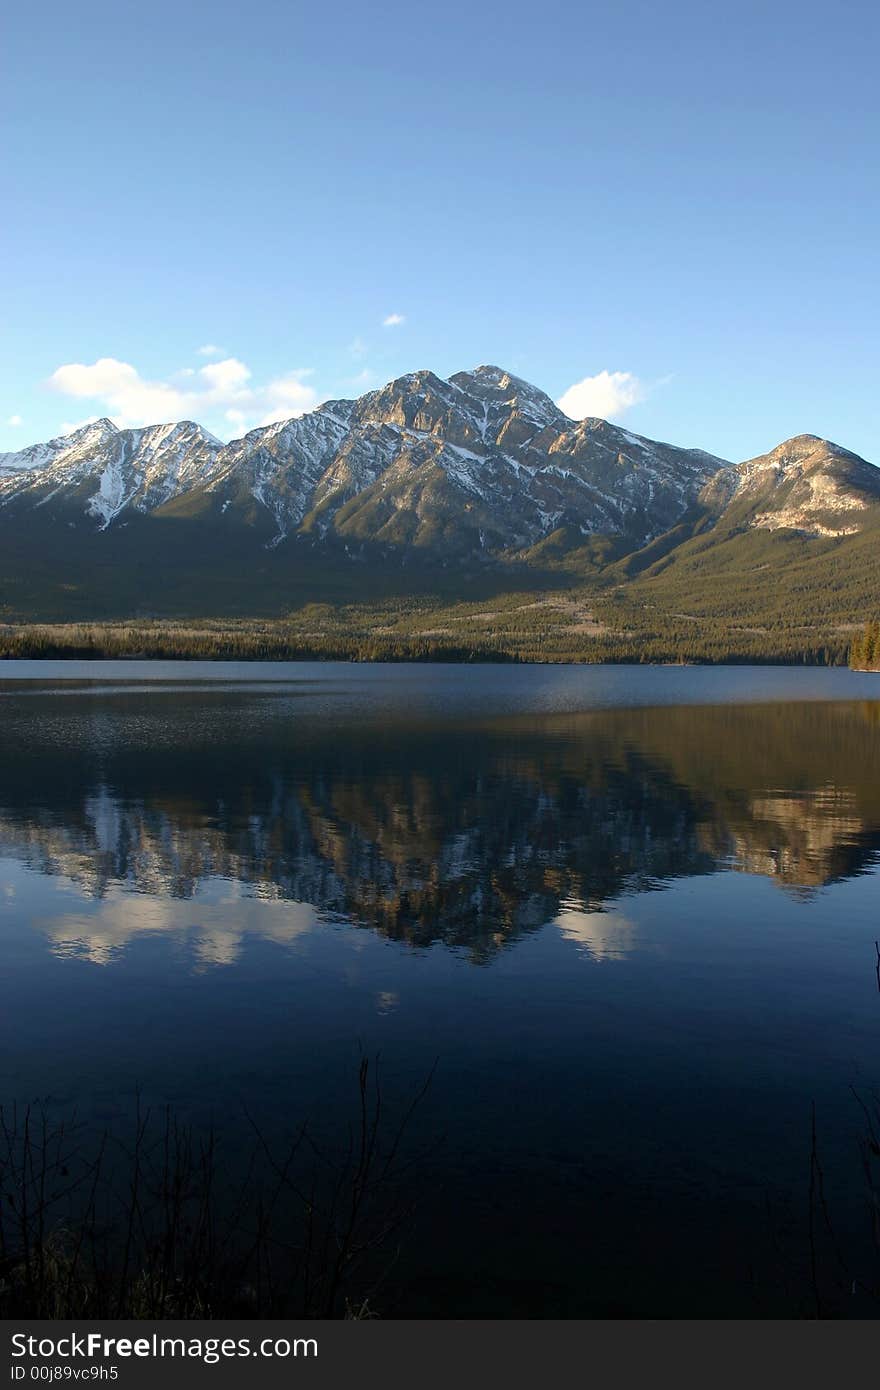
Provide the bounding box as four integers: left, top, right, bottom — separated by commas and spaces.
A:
2, 367, 878, 590
700, 434, 880, 537
0, 365, 728, 555
0, 419, 224, 528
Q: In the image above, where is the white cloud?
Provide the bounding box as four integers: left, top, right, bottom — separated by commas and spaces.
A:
6, 414, 22, 427
348, 336, 369, 359
48, 356, 319, 436
51, 359, 141, 400
257, 371, 318, 426
382, 313, 405, 328
197, 343, 225, 358
50, 358, 204, 426
198, 358, 252, 393
557, 370, 646, 421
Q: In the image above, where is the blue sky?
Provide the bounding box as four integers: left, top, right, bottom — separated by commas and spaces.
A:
3, 0, 878, 462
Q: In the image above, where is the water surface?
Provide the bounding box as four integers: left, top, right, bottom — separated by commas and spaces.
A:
1, 663, 879, 1315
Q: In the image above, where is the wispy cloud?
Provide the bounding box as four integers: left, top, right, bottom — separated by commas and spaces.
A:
382, 313, 405, 328
6, 414, 22, 427
557, 370, 646, 421
48, 356, 319, 437
197, 343, 225, 358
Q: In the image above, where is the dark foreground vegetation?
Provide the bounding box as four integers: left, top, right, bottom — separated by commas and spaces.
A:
2, 1022, 879, 1318
0, 1060, 434, 1319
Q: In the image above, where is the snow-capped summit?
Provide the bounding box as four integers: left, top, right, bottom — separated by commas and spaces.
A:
0, 364, 732, 550
3, 364, 874, 563
0, 417, 119, 476
449, 364, 568, 436
0, 417, 224, 528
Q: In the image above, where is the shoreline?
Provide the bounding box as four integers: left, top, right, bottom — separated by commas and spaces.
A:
0, 631, 855, 669
0, 650, 854, 668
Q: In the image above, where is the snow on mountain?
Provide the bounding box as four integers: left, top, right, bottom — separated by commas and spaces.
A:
0, 418, 224, 528
0, 364, 734, 553
700, 434, 880, 537
11, 367, 874, 558
448, 364, 570, 440
0, 418, 120, 477
206, 401, 356, 541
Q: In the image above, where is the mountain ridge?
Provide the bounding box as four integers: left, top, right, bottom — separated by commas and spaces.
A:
0, 364, 731, 549
0, 364, 877, 648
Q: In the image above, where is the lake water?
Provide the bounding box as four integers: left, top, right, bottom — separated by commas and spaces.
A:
1, 662, 879, 1316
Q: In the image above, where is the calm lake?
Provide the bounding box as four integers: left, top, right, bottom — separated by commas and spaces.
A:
1, 662, 879, 1316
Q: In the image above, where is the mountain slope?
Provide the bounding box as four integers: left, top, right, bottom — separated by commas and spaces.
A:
0, 419, 224, 527
598, 435, 880, 638
163, 365, 729, 556
699, 434, 880, 537
0, 367, 877, 643
0, 366, 726, 558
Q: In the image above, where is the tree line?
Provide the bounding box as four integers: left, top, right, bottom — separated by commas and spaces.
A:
849, 620, 880, 670
0, 618, 853, 666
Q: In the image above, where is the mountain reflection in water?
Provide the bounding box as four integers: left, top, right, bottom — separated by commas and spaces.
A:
2, 670, 880, 1317
0, 689, 878, 965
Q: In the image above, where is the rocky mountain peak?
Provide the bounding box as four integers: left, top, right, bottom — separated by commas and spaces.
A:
700, 432, 880, 537
761, 435, 843, 469
449, 364, 567, 432
77, 417, 119, 439
0, 416, 120, 477
2, 365, 877, 569
738, 434, 875, 481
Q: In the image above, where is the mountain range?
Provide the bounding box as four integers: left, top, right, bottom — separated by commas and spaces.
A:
1, 364, 878, 644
